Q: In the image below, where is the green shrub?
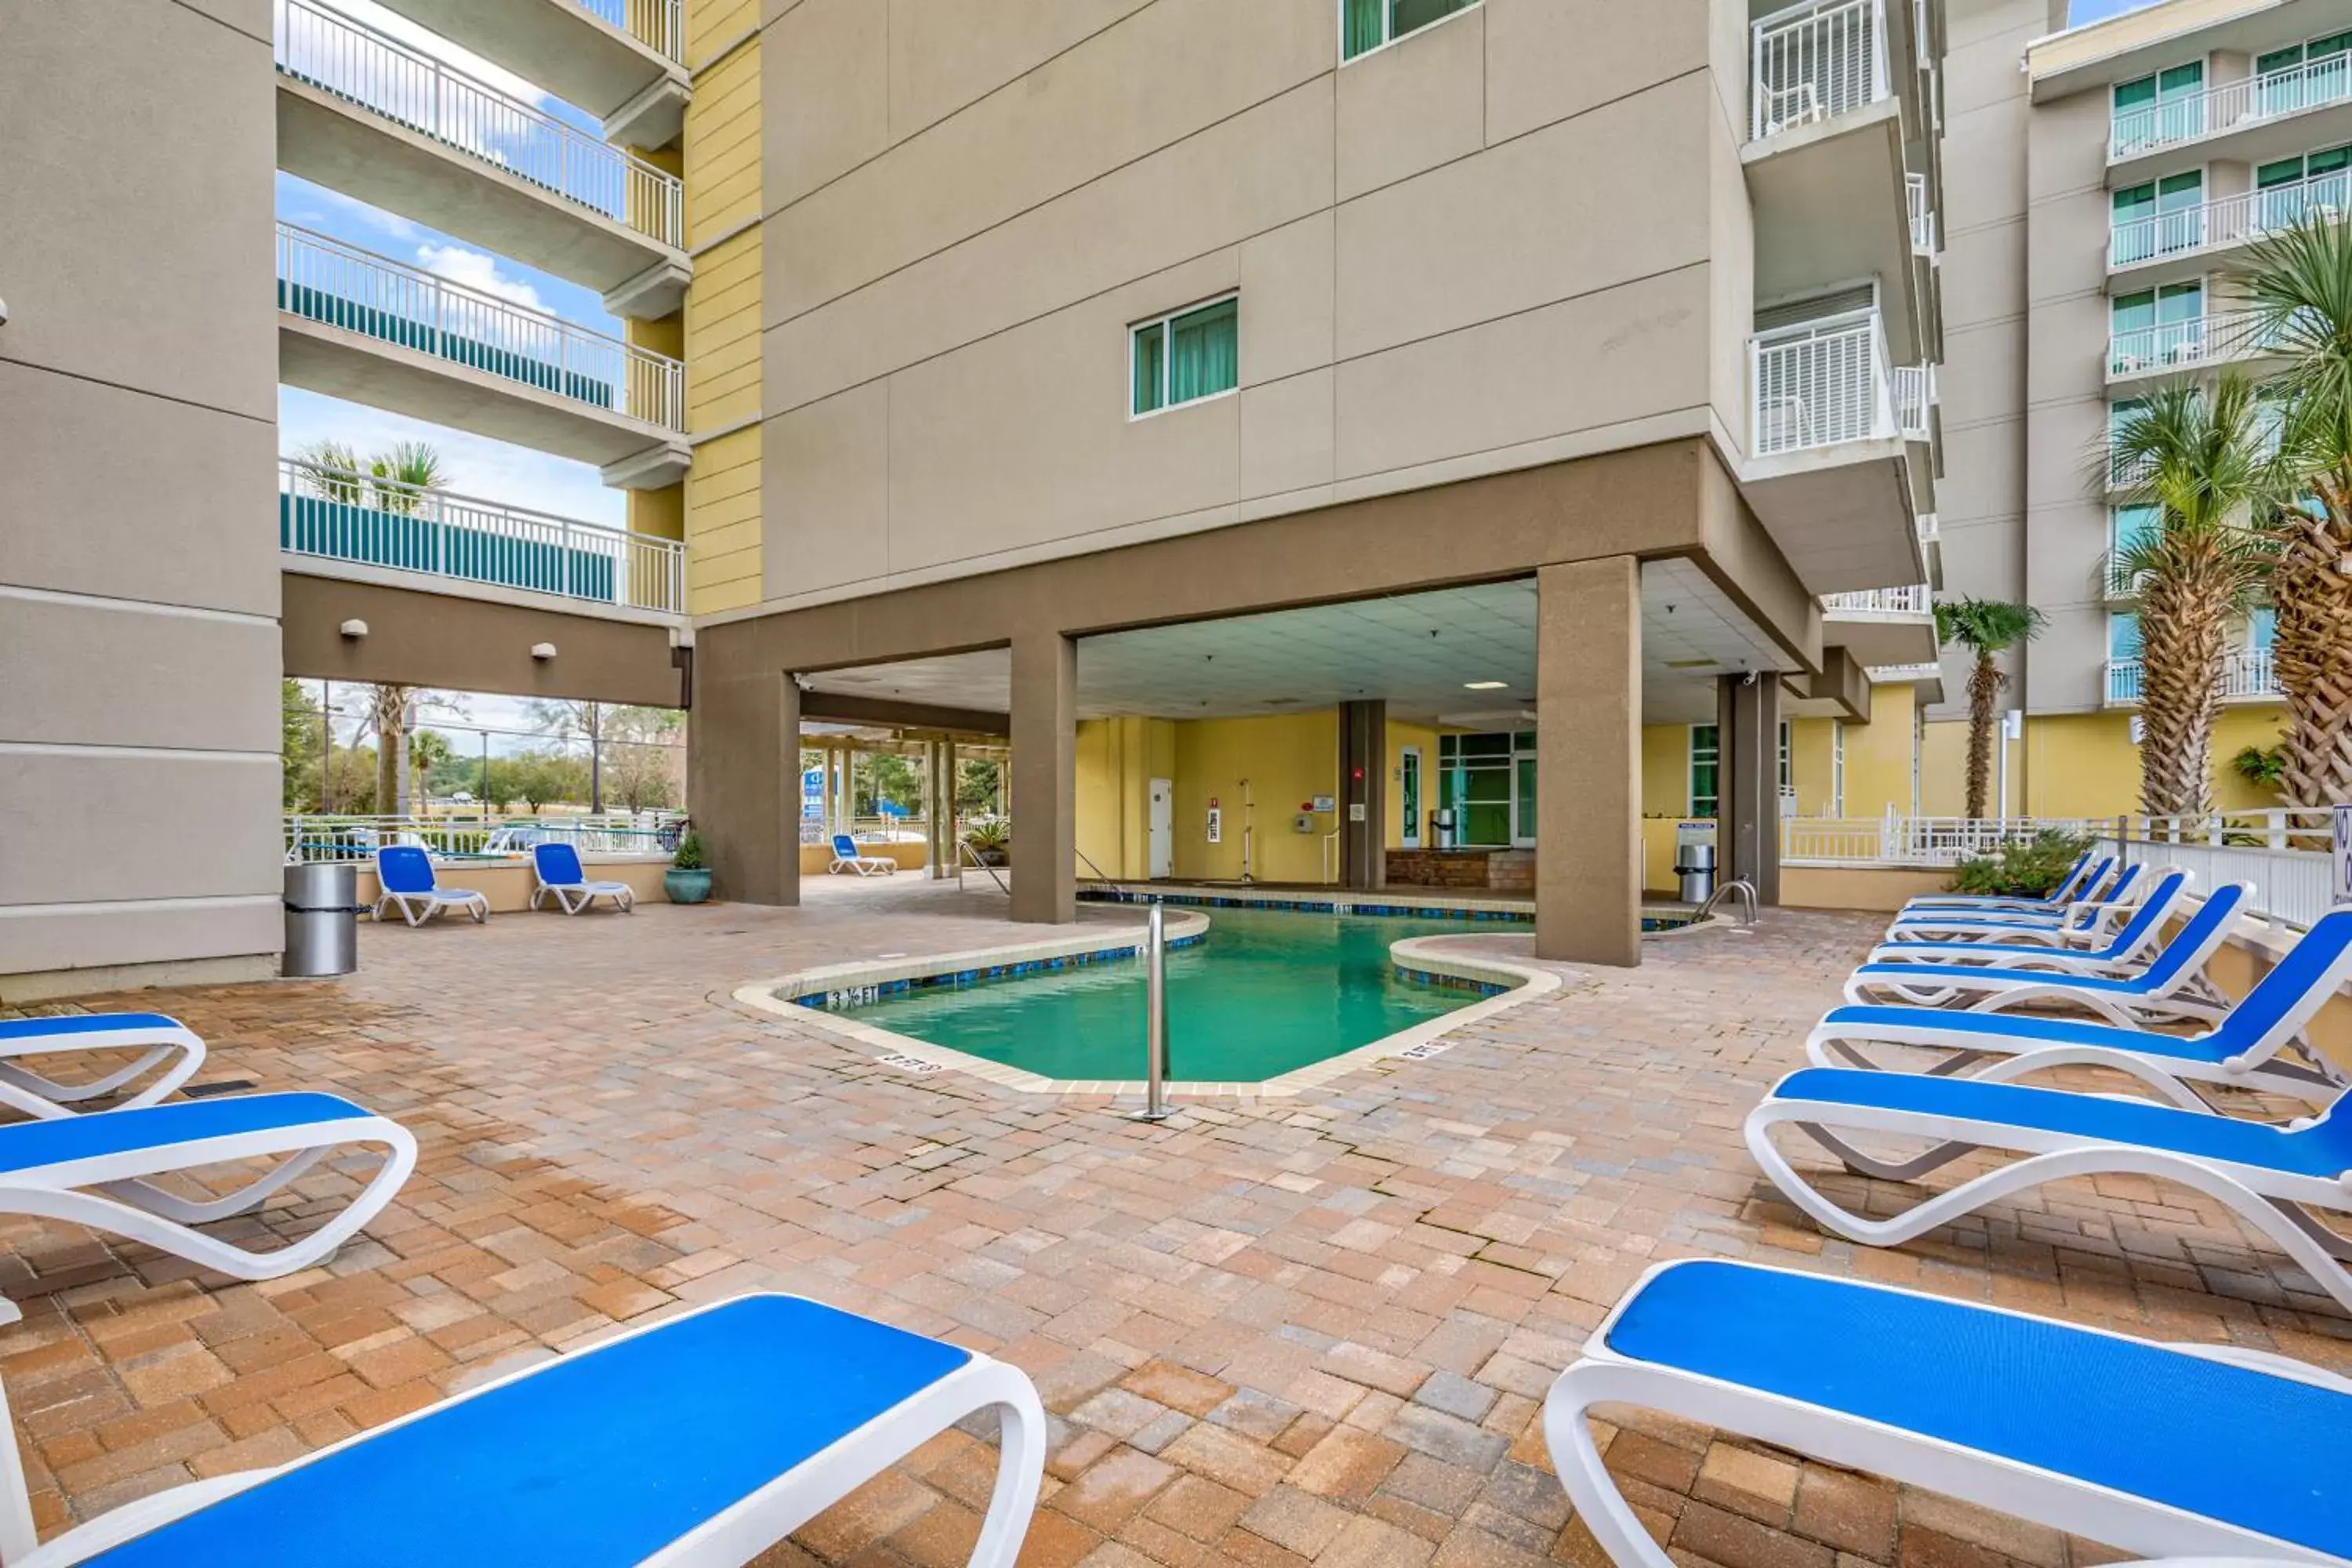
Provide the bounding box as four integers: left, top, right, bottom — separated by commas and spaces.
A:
670, 829, 707, 871
1947, 829, 2092, 898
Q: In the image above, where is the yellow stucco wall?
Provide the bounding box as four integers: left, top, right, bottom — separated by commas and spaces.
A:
680, 5, 763, 616
1075, 717, 1177, 879
1386, 720, 1439, 848
1924, 705, 2291, 820
1073, 713, 1345, 884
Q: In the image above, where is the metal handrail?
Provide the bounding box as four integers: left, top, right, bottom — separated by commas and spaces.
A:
276, 223, 685, 431
577, 0, 684, 62
280, 456, 684, 613
2110, 168, 2351, 270
958, 837, 1010, 895
1750, 309, 1897, 456
1699, 878, 1759, 927
1751, 0, 1889, 141
275, 0, 683, 249
2104, 649, 2280, 706
1075, 848, 1116, 883
1822, 583, 1930, 615
2110, 52, 2352, 161
1905, 172, 1936, 254
2107, 310, 2277, 376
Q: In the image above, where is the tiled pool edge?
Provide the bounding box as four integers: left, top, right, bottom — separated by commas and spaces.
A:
1081, 884, 1715, 936
732, 918, 1563, 1099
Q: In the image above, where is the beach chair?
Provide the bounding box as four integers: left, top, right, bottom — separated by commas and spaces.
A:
1860, 868, 2193, 969
829, 834, 896, 877
1810, 903, 2352, 1107
0, 1092, 413, 1288
1544, 1258, 2352, 1568
1894, 851, 2107, 916
0, 1012, 206, 1120
4, 1290, 1045, 1566
1842, 881, 2247, 1025
1885, 862, 2150, 943
529, 842, 636, 915
372, 845, 488, 927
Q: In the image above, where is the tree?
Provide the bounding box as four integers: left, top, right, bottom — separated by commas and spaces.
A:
956, 759, 1003, 818
602, 706, 683, 812
857, 753, 922, 817
501, 748, 590, 811
368, 684, 413, 820
1933, 597, 2047, 819
281, 679, 323, 809
369, 441, 445, 506
530, 699, 610, 811
2235, 214, 2352, 809
2104, 377, 2281, 818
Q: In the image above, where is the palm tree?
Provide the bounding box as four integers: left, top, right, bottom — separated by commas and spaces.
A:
2105, 377, 2281, 818
1934, 597, 2047, 819
2232, 215, 2352, 809
368, 441, 446, 514
293, 438, 365, 503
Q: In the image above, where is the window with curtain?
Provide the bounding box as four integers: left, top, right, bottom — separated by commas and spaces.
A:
1342, 0, 1480, 62
1131, 296, 1238, 416
2112, 60, 2205, 151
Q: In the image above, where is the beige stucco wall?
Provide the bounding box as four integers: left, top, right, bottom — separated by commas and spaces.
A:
357, 857, 677, 914
0, 0, 283, 994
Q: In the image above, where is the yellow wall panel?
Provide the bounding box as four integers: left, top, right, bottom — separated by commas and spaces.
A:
1385, 720, 1437, 849
688, 0, 756, 54
627, 484, 684, 543
1842, 685, 1917, 819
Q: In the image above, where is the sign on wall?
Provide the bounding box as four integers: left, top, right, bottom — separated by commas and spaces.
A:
1206, 805, 1222, 844
801, 768, 824, 820
2336, 804, 2352, 906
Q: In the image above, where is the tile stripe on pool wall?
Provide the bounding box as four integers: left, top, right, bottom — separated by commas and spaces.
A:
796, 934, 1207, 1011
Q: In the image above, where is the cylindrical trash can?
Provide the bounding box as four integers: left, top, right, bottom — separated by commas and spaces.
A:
1675, 842, 1717, 906
284, 862, 361, 978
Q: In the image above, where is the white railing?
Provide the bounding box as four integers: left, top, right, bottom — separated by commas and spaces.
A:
2105, 648, 2281, 706
2111, 811, 2339, 929
2111, 53, 2352, 161
279, 456, 684, 613
1905, 172, 1936, 253
2105, 310, 2278, 376
1751, 309, 1896, 456
1893, 362, 1935, 439
275, 0, 683, 249
1784, 811, 2108, 865
577, 0, 684, 63
798, 814, 936, 847
277, 223, 685, 431
1865, 660, 1943, 681
1917, 512, 1940, 544
1751, 0, 1889, 140
2111, 168, 2350, 270
285, 812, 684, 863
1823, 583, 1930, 615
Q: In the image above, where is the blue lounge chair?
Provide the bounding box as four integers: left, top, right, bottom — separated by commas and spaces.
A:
7, 1292, 1046, 1566
1861, 868, 2193, 969
373, 844, 488, 927
0, 1012, 205, 1120
1812, 902, 2352, 1106
1747, 1054, 2352, 1314
1544, 1258, 2352, 1568
1843, 881, 2249, 1025
828, 833, 896, 877
529, 842, 636, 915
1894, 851, 2108, 916
0, 1093, 412, 1290
1886, 862, 2149, 943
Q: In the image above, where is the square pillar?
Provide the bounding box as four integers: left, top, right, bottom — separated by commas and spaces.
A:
1717, 673, 1783, 906
687, 665, 800, 905
1011, 633, 1077, 924
1338, 700, 1387, 888
1536, 559, 1642, 966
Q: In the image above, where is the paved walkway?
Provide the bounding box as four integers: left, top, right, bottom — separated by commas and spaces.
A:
4, 880, 2344, 1565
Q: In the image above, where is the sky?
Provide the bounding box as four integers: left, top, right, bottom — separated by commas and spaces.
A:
2068, 0, 2164, 24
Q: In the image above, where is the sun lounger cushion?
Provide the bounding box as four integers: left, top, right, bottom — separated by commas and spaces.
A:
0, 1094, 372, 1174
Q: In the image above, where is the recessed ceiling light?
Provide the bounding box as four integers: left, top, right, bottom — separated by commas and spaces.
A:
1462, 680, 1509, 691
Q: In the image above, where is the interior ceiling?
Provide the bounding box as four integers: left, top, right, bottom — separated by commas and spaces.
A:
798, 564, 1793, 728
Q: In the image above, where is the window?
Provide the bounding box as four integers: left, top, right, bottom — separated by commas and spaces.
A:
2111, 171, 2204, 265
2111, 60, 2205, 151
1342, 0, 1479, 61
2256, 143, 2351, 229
2109, 611, 2143, 660
2252, 605, 2278, 651
2110, 281, 2203, 369
2256, 31, 2352, 117
2111, 504, 2161, 575
2108, 397, 2148, 485
1690, 724, 1721, 819
1831, 721, 1846, 816
1777, 720, 1792, 797
1437, 730, 1535, 846
1131, 296, 1238, 417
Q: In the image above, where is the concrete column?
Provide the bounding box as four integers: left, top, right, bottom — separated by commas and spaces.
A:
1717, 673, 1783, 906
688, 666, 800, 905
835, 742, 855, 834
1338, 701, 1387, 888
1535, 559, 1642, 967
1010, 633, 1077, 924
940, 739, 959, 878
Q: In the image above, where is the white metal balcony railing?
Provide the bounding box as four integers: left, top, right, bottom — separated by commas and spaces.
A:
277, 223, 685, 431
1864, 660, 1943, 681
2111, 52, 2352, 161
2110, 168, 2350, 269
1823, 583, 1931, 615
275, 0, 684, 250
2104, 309, 2288, 376
577, 0, 684, 63
1751, 310, 1897, 456
280, 456, 685, 613
2104, 648, 2281, 706
1751, 0, 1889, 141
1905, 172, 1936, 254
1893, 362, 1934, 439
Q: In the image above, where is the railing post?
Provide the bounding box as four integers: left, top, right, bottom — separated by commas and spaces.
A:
1135, 902, 1173, 1122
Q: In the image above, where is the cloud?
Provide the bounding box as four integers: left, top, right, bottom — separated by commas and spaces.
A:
414, 245, 548, 312
278, 387, 626, 529
326, 0, 557, 111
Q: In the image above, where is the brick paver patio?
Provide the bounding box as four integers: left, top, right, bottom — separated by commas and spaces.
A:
5, 877, 2345, 1565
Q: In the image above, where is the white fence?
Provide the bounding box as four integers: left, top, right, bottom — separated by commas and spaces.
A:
2107, 310, 2275, 377
2103, 648, 2279, 706
577, 0, 684, 62
1751, 0, 1888, 140
1893, 363, 1934, 439
280, 457, 684, 613
275, 0, 682, 249
1783, 813, 2107, 866
277, 223, 685, 431
2110, 50, 2352, 160
1751, 310, 1896, 455
1905, 172, 1935, 253
1822, 583, 1930, 615
2110, 167, 2350, 269
285, 813, 683, 863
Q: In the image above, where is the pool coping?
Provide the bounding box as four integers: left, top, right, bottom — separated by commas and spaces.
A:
731, 912, 1563, 1099
1081, 883, 1715, 936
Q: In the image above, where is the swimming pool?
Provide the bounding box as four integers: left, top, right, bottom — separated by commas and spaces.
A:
811, 906, 1530, 1083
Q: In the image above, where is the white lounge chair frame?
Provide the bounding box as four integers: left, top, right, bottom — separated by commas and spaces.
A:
828, 836, 896, 877
0, 1293, 1047, 1568
1862, 869, 2193, 971
372, 869, 488, 927
1887, 863, 2154, 946
529, 848, 637, 915
1543, 1258, 2352, 1568
0, 1015, 206, 1121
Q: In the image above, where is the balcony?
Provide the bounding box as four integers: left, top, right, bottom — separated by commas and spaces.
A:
2106, 648, 2282, 706
1750, 0, 1890, 141
365, 0, 690, 151
1864, 659, 1946, 703
1905, 172, 1936, 255
1822, 583, 1937, 664
2108, 169, 2348, 285
1739, 309, 1925, 593
275, 0, 688, 314
2106, 310, 2286, 387
280, 456, 684, 616
275, 223, 688, 486
2109, 53, 2352, 175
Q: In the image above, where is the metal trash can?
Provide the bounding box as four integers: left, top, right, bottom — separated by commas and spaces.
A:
283, 862, 361, 978
1675, 841, 1717, 906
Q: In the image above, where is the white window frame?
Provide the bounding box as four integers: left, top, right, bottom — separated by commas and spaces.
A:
1127, 292, 1240, 422
1338, 0, 1483, 66
1689, 724, 1721, 819
1831, 720, 1846, 815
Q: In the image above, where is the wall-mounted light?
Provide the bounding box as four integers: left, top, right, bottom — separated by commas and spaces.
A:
339, 619, 368, 639
531, 642, 558, 661
1461, 680, 1508, 691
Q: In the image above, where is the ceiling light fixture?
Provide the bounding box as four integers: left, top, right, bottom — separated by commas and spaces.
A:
1462, 680, 1508, 691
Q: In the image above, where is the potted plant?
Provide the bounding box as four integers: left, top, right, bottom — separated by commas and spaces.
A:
964, 814, 1010, 866
665, 828, 713, 905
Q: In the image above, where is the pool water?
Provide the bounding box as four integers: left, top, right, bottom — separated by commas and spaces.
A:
828, 906, 1530, 1083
